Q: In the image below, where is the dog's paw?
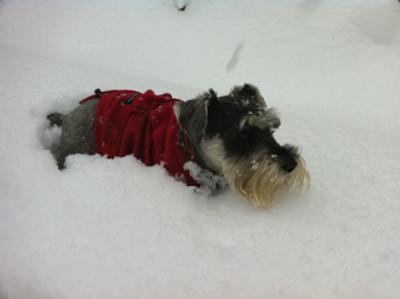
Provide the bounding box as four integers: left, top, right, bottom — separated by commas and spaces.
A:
184, 161, 226, 195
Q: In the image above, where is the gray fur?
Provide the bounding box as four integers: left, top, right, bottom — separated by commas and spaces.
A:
175, 89, 217, 172
246, 108, 281, 130
50, 99, 98, 169
176, 90, 213, 144
47, 113, 64, 127
229, 83, 265, 107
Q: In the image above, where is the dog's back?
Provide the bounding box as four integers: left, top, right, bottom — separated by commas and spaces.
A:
47, 89, 200, 187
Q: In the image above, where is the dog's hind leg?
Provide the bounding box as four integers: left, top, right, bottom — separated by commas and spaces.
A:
50, 144, 67, 170
47, 99, 98, 169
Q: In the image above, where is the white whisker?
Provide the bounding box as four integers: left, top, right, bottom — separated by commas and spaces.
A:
222, 154, 310, 207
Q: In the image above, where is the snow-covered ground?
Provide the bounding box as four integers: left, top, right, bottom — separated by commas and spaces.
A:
1, 1, 400, 298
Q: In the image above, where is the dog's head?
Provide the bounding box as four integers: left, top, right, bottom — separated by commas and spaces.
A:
178, 84, 310, 206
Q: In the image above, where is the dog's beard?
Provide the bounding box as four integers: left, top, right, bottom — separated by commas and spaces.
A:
222, 154, 310, 207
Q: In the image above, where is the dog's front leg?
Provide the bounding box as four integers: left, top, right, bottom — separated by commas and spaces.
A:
184, 161, 227, 195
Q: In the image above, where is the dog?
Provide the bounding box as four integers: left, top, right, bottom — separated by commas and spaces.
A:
47, 84, 310, 206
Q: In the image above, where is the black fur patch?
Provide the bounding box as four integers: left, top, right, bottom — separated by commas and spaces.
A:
206, 94, 268, 157
47, 113, 64, 127
206, 87, 299, 173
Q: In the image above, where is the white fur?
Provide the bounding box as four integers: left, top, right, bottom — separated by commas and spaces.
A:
200, 136, 225, 174
173, 102, 181, 120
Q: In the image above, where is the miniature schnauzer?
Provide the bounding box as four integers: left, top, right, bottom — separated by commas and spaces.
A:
47, 84, 309, 206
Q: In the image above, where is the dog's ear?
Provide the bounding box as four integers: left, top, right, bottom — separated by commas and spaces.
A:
177, 89, 217, 142
230, 83, 266, 107
240, 108, 281, 131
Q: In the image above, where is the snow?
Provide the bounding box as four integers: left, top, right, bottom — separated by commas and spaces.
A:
183, 161, 227, 195
176, 0, 190, 11
1, 0, 400, 298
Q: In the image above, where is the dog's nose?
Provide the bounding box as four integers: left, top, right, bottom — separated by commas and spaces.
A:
281, 159, 297, 173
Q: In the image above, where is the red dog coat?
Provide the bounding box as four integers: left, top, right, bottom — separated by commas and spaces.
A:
80, 89, 199, 187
